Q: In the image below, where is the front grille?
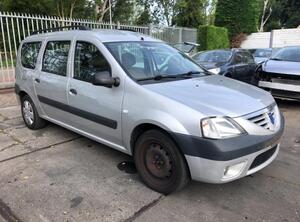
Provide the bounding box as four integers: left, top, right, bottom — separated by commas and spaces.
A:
247, 108, 275, 130
249, 145, 277, 170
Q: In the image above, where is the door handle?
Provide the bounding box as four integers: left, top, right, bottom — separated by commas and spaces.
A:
34, 78, 40, 83
69, 88, 77, 95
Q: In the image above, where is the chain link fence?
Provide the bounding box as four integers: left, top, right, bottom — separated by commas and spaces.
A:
0, 11, 197, 89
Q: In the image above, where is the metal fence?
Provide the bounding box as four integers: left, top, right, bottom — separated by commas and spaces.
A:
0, 11, 197, 89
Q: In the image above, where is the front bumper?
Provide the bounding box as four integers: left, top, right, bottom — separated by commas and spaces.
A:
185, 144, 279, 183
172, 112, 284, 183
259, 81, 300, 100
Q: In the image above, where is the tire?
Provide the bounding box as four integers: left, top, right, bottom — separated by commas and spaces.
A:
21, 95, 46, 130
134, 129, 190, 194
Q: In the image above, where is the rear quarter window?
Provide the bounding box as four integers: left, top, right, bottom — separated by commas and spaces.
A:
21, 42, 42, 69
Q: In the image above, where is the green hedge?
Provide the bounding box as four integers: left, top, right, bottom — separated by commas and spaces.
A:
197, 25, 230, 51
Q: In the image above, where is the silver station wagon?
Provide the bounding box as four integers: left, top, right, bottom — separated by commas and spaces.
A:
15, 26, 284, 194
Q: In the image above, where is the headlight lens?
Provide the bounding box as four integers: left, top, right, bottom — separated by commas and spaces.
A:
201, 117, 246, 139
208, 67, 221, 74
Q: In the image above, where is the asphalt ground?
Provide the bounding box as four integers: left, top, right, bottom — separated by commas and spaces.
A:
0, 93, 299, 222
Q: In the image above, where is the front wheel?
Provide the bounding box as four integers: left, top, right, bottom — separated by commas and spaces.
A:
134, 130, 190, 194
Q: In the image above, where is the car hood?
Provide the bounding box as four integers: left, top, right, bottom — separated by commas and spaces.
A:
144, 75, 274, 117
263, 59, 300, 75
198, 62, 225, 70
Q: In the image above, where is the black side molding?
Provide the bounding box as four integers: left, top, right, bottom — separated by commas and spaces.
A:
38, 96, 117, 129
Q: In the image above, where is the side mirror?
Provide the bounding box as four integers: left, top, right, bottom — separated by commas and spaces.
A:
92, 71, 120, 88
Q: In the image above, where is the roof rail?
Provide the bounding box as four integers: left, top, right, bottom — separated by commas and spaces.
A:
32, 25, 91, 35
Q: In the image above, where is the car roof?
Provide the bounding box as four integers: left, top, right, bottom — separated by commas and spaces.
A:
23, 29, 161, 43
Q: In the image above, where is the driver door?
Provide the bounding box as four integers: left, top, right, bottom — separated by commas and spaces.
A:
67, 39, 124, 147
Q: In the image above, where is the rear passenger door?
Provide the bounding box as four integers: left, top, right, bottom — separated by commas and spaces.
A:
67, 39, 124, 148
34, 40, 71, 122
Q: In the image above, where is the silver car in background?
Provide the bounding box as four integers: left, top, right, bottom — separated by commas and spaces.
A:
257, 46, 300, 100
15, 28, 284, 194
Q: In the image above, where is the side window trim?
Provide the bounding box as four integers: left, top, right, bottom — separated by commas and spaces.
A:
42, 40, 71, 76
73, 40, 112, 83
20, 41, 42, 70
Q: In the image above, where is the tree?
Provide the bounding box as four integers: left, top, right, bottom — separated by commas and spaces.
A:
136, 2, 152, 25
112, 0, 134, 23
173, 0, 207, 28
56, 0, 88, 18
258, 0, 272, 32
264, 0, 300, 31
0, 0, 55, 15
215, 0, 260, 39
1, 0, 95, 19
95, 0, 135, 23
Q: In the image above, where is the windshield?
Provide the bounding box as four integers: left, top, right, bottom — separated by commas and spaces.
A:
271, 47, 300, 62
253, 49, 272, 58
192, 50, 232, 63
104, 42, 206, 81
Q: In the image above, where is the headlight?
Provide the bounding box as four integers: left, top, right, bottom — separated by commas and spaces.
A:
208, 67, 221, 74
201, 117, 246, 139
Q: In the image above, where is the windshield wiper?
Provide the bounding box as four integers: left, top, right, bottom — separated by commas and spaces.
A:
175, 71, 203, 78
136, 75, 177, 82
136, 71, 204, 82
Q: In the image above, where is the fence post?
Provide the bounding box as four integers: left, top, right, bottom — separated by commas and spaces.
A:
179, 27, 183, 43
148, 24, 152, 36
117, 21, 120, 30
269, 30, 274, 48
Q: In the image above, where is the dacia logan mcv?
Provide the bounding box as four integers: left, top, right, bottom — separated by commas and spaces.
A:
15, 28, 284, 194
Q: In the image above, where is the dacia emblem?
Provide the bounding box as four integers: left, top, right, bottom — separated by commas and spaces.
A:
268, 112, 275, 125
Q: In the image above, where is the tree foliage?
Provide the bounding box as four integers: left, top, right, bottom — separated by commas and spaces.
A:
197, 25, 229, 50
173, 0, 207, 28
0, 0, 96, 19
215, 0, 260, 39
136, 2, 152, 25
264, 0, 300, 31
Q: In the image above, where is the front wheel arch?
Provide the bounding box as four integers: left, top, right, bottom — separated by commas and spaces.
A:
130, 123, 191, 176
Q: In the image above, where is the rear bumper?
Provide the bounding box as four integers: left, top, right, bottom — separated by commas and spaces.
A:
186, 144, 279, 183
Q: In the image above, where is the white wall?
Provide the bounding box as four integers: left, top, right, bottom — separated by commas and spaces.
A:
241, 32, 271, 49
272, 29, 300, 47
241, 28, 300, 49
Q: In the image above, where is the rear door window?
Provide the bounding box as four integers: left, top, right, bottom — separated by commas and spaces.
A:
21, 42, 42, 69
42, 41, 71, 76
